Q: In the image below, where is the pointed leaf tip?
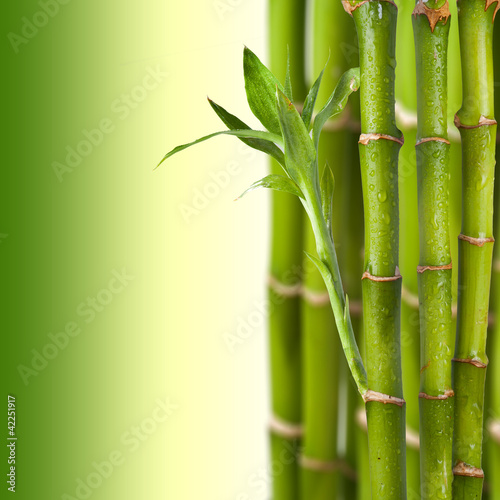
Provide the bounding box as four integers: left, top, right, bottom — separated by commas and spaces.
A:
238, 174, 304, 200
243, 47, 284, 136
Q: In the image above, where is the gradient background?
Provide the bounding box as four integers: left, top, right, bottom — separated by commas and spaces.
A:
1, 1, 272, 499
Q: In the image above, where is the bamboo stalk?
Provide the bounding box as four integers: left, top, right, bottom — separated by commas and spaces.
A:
343, 1, 406, 497
453, 0, 497, 497
268, 2, 307, 498
299, 1, 352, 498
412, 2, 454, 498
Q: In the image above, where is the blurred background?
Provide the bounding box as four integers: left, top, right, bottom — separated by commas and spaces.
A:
1, 1, 272, 499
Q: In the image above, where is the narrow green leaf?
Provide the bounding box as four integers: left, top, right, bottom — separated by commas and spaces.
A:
312, 67, 361, 151
276, 88, 317, 190
284, 46, 293, 103
301, 60, 328, 130
320, 163, 335, 235
208, 98, 285, 167
157, 129, 283, 168
237, 174, 304, 200
243, 46, 284, 136
344, 294, 349, 323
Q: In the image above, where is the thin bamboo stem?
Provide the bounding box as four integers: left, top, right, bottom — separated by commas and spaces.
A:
268, 1, 307, 498
413, 2, 454, 498
453, 0, 497, 497
343, 1, 406, 497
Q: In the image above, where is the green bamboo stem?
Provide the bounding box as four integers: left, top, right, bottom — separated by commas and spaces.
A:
344, 1, 406, 497
412, 3, 454, 498
487, 20, 500, 500
453, 0, 497, 497
268, 1, 307, 498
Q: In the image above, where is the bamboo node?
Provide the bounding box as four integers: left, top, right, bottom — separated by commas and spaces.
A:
412, 0, 451, 32
454, 114, 497, 129
268, 274, 302, 298
485, 0, 500, 21
359, 133, 404, 146
302, 287, 330, 307
269, 415, 303, 439
458, 233, 495, 247
453, 461, 484, 478
342, 0, 398, 16
419, 389, 455, 400
417, 262, 452, 273
452, 357, 488, 369
487, 419, 500, 444
362, 389, 405, 407
362, 268, 402, 282
415, 137, 451, 146
300, 455, 358, 480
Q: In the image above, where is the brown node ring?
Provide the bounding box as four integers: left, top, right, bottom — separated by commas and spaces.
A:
485, 0, 500, 22
453, 461, 484, 478
412, 0, 451, 33
269, 415, 303, 440
458, 234, 495, 247
359, 133, 404, 146
454, 114, 498, 129
417, 262, 452, 273
452, 357, 488, 369
415, 137, 451, 146
342, 0, 397, 16
268, 274, 302, 298
362, 268, 402, 282
362, 389, 405, 407
419, 389, 455, 400
302, 287, 330, 308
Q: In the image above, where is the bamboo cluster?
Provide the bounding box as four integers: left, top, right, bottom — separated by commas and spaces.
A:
160, 0, 499, 497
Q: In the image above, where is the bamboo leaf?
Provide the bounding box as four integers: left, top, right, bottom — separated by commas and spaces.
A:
276, 88, 317, 190
284, 46, 293, 102
301, 61, 328, 130
243, 46, 284, 136
238, 174, 304, 200
312, 67, 361, 151
157, 129, 283, 167
320, 163, 335, 235
208, 98, 285, 166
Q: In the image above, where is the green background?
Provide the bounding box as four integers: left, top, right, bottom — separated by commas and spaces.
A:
1, 1, 272, 499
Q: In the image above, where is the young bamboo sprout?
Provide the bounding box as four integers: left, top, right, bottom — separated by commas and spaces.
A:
412, 2, 454, 499
268, 2, 307, 498
453, 0, 497, 497
343, 0, 407, 497
158, 45, 374, 489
